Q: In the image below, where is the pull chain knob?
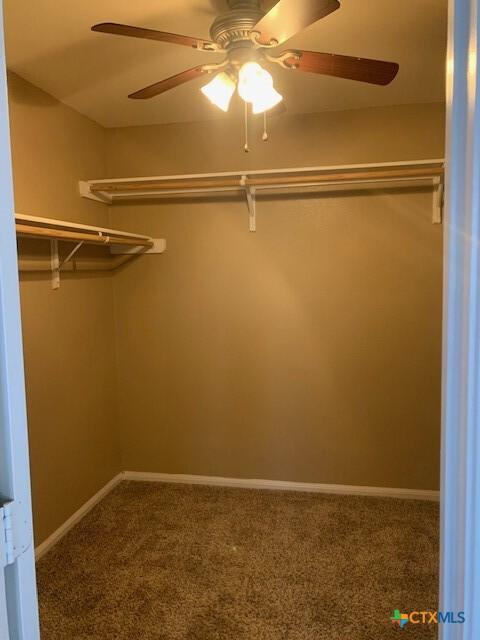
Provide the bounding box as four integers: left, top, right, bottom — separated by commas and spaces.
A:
262, 111, 269, 141
244, 101, 250, 152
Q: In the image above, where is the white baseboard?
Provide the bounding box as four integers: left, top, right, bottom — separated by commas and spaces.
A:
35, 470, 439, 560
35, 473, 123, 561
123, 471, 440, 502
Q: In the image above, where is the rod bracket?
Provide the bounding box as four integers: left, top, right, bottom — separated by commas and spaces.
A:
59, 242, 84, 268
241, 176, 256, 232
51, 241, 86, 288
50, 240, 60, 290
78, 180, 111, 204
432, 177, 444, 224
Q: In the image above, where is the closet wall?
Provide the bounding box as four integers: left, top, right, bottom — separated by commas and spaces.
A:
107, 102, 445, 491
8, 72, 121, 545
6, 71, 445, 543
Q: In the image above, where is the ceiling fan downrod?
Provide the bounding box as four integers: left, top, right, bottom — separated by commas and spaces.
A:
227, 0, 262, 9
210, 0, 265, 50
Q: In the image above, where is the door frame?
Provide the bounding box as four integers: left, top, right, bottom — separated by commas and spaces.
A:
0, 1, 40, 638
440, 1, 480, 638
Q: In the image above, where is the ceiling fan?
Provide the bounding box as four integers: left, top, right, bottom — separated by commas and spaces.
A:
91, 0, 400, 116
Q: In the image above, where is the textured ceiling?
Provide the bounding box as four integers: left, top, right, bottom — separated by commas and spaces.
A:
4, 0, 447, 128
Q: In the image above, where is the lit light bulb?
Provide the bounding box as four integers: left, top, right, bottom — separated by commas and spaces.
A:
252, 87, 283, 114
238, 62, 283, 114
238, 62, 266, 103
201, 72, 236, 112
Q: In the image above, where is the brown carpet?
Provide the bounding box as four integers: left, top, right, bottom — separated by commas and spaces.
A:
36, 481, 439, 639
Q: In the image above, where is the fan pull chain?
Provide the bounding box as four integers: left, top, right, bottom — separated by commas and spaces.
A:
262, 111, 269, 142
244, 102, 249, 153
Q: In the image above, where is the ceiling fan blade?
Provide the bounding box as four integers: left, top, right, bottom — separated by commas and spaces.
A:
129, 67, 209, 99
92, 23, 219, 51
284, 50, 399, 85
253, 0, 340, 46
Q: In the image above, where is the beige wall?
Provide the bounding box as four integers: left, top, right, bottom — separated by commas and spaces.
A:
6, 85, 445, 546
107, 103, 445, 176
107, 102, 444, 490
8, 72, 121, 545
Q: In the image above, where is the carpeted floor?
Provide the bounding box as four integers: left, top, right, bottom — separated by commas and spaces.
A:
36, 481, 439, 639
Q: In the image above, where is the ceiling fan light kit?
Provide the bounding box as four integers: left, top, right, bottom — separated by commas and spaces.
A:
92, 0, 400, 150
237, 61, 283, 113
201, 72, 237, 111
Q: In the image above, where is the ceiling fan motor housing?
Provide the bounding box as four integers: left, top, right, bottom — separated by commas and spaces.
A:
210, 0, 265, 50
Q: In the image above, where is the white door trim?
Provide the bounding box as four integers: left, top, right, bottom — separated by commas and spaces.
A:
0, 2, 40, 637
440, 1, 480, 638
0, 526, 9, 640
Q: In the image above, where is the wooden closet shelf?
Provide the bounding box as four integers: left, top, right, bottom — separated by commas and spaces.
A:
15, 214, 165, 289
89, 166, 444, 195
79, 159, 445, 231
15, 213, 153, 247
16, 223, 153, 247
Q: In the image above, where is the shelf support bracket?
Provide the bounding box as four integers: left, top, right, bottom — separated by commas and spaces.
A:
242, 176, 256, 232
50, 240, 60, 290
59, 241, 84, 268
78, 181, 112, 204
432, 177, 444, 224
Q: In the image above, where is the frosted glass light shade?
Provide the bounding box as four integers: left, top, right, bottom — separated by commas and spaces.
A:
201, 72, 236, 112
252, 86, 283, 114
238, 62, 283, 114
